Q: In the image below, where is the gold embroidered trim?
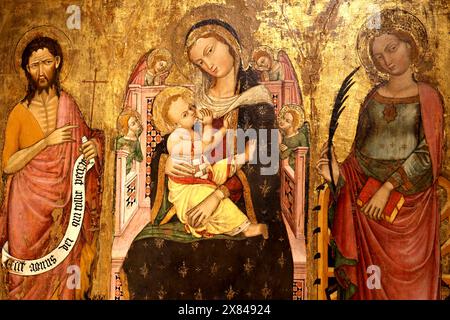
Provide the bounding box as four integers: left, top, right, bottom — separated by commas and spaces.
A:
151, 154, 168, 223
236, 169, 257, 224
373, 91, 419, 104
159, 207, 177, 226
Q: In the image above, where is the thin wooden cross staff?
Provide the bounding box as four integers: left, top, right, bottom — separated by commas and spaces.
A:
82, 68, 108, 127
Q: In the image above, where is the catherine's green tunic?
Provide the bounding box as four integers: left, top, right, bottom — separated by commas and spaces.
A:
355, 92, 432, 195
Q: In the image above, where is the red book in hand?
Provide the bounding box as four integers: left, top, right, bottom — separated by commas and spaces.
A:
357, 177, 405, 223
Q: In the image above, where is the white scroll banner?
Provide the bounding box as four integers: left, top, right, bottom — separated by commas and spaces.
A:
1, 137, 95, 276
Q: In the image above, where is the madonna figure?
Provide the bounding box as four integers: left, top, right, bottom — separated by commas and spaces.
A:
123, 18, 293, 300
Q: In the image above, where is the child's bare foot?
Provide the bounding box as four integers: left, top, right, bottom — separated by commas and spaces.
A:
260, 223, 269, 239
243, 223, 269, 239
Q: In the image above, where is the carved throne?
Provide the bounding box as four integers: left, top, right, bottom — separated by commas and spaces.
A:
111, 70, 308, 299
263, 79, 308, 299
111, 84, 167, 299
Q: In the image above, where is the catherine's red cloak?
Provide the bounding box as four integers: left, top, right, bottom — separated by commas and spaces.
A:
331, 82, 443, 299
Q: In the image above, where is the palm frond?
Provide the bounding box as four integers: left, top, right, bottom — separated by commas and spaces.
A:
328, 66, 360, 192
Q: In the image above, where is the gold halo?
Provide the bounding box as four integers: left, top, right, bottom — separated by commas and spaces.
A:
151, 86, 194, 136
278, 104, 305, 125
13, 25, 73, 83
356, 8, 428, 81
169, 3, 257, 82
146, 48, 173, 75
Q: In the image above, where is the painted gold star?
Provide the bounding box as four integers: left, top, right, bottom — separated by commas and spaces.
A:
194, 288, 203, 300
139, 263, 149, 279
225, 285, 238, 300
225, 240, 235, 250
178, 261, 189, 278
210, 262, 218, 277
245, 164, 256, 175
260, 179, 271, 198
157, 286, 167, 300
154, 238, 165, 249
259, 239, 267, 251
244, 258, 255, 275
261, 282, 272, 299
278, 252, 286, 268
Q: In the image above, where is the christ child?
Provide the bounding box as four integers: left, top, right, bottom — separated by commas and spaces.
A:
152, 86, 268, 239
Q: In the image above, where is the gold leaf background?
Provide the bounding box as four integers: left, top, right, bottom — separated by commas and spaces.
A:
0, 0, 448, 299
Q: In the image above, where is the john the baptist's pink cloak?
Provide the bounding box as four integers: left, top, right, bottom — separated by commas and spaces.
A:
331, 82, 443, 300
0, 92, 104, 299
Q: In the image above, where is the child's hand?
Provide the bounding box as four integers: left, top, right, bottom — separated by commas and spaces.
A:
198, 108, 213, 125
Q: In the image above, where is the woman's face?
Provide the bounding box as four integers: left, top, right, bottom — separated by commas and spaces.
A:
371, 33, 412, 76
188, 36, 235, 79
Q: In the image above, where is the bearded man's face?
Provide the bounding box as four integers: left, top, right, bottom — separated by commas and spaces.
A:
26, 48, 60, 93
